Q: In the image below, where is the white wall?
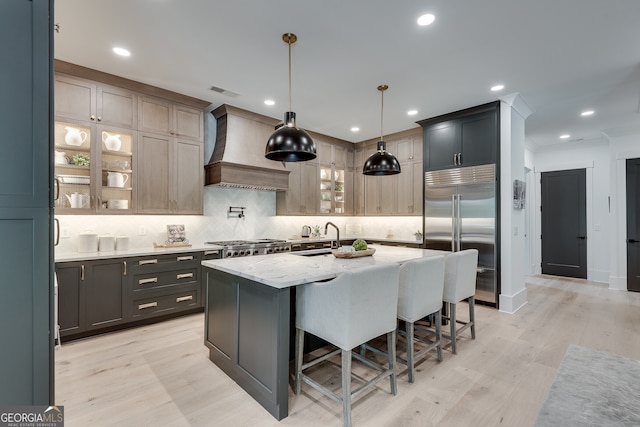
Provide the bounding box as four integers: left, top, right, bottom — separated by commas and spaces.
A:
498, 96, 530, 314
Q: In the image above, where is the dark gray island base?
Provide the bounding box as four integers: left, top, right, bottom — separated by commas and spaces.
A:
204, 268, 291, 420
202, 246, 447, 420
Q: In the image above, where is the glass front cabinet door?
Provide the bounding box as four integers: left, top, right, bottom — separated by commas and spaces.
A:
54, 121, 134, 214
319, 166, 345, 214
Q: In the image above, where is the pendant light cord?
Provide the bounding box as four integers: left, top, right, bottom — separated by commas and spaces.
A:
380, 89, 384, 142
288, 38, 292, 112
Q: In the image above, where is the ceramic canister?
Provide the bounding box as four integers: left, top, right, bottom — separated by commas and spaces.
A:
98, 235, 116, 252
78, 232, 98, 252
116, 236, 129, 251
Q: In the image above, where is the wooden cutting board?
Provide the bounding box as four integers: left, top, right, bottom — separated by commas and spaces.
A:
332, 248, 376, 258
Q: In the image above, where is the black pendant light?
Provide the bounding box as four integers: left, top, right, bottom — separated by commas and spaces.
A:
265, 33, 316, 162
363, 85, 401, 175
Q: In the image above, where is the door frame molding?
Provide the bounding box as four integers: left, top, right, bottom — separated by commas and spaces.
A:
612, 148, 640, 290
531, 161, 596, 280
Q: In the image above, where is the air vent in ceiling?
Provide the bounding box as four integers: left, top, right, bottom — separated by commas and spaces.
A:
210, 85, 240, 98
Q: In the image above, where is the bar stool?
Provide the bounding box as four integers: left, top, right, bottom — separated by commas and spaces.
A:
294, 263, 400, 427
396, 255, 446, 383
442, 249, 479, 354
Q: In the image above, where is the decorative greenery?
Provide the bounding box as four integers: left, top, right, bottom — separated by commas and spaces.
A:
414, 230, 423, 240
335, 183, 344, 192
353, 239, 368, 251
311, 225, 322, 237
72, 153, 90, 166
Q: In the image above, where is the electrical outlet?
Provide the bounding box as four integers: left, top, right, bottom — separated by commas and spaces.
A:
139, 226, 146, 236
61, 227, 70, 238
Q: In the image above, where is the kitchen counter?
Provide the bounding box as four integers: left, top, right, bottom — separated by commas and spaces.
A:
201, 244, 444, 289
202, 244, 447, 420
55, 243, 224, 263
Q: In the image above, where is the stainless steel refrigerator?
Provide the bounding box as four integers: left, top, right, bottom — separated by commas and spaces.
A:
424, 164, 498, 306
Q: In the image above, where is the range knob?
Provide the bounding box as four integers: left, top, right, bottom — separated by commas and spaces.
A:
233, 250, 239, 257
254, 249, 259, 255
226, 251, 233, 257
267, 248, 273, 253
239, 250, 245, 256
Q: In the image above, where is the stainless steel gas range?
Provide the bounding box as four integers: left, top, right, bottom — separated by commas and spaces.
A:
205, 239, 292, 258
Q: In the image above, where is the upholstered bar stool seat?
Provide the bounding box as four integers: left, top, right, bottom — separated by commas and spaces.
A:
442, 249, 479, 354
294, 263, 400, 427
396, 255, 446, 383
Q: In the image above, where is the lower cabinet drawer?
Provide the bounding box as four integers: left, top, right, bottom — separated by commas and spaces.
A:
132, 267, 199, 290
131, 288, 199, 319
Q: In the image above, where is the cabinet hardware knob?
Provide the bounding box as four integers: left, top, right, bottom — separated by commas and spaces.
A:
138, 302, 158, 310
139, 259, 158, 265
177, 273, 193, 279
138, 277, 158, 285
177, 256, 193, 261
176, 295, 193, 303
97, 116, 102, 122
90, 115, 96, 121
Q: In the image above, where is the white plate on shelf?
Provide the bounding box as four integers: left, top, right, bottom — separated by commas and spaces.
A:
58, 175, 90, 184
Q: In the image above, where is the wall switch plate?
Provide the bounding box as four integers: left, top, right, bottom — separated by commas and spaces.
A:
139, 226, 146, 236
61, 227, 70, 238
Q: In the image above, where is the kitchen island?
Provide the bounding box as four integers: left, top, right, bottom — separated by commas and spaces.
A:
202, 245, 446, 420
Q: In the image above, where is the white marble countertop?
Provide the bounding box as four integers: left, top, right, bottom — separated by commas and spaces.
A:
55, 244, 224, 263
201, 244, 447, 289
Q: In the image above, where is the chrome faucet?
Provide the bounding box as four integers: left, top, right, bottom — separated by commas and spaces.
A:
324, 222, 340, 249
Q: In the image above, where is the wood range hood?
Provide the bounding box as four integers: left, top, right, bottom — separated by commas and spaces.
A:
205, 104, 290, 191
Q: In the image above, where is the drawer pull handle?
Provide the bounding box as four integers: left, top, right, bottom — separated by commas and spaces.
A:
177, 273, 193, 279
138, 302, 158, 310
138, 277, 158, 285
204, 250, 219, 256
139, 259, 158, 265
177, 256, 193, 261
81, 264, 85, 281
176, 295, 193, 303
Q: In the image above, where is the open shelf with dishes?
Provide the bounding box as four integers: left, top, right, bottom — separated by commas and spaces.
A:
319, 167, 345, 214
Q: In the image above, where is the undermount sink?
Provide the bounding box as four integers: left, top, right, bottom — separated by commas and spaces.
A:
292, 248, 332, 257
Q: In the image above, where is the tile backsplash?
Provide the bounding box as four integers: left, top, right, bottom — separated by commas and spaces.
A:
54, 186, 422, 254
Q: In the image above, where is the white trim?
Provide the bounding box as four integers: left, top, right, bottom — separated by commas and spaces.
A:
534, 160, 594, 173
499, 287, 528, 314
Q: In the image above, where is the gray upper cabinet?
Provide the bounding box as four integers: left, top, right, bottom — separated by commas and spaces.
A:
419, 102, 499, 171
395, 135, 423, 215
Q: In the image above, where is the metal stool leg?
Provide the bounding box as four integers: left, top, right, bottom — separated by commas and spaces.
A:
342, 349, 352, 427
406, 321, 415, 383
435, 308, 443, 362
449, 302, 457, 354
469, 296, 476, 339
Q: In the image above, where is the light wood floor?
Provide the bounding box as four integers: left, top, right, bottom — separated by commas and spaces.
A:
55, 276, 640, 426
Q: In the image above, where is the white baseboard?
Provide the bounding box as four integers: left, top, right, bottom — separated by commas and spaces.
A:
608, 275, 627, 291
498, 287, 528, 314
588, 269, 610, 284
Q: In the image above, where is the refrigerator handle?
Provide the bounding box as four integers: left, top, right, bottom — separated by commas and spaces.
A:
455, 194, 462, 252
451, 194, 457, 252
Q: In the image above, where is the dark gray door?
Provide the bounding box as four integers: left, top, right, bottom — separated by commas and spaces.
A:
626, 158, 640, 292
541, 169, 587, 278
0, 0, 53, 404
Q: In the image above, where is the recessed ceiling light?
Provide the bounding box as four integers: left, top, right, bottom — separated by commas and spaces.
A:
407, 110, 418, 116
560, 134, 571, 139
112, 47, 131, 57
264, 99, 275, 106
351, 127, 360, 132
417, 13, 435, 26
490, 84, 504, 91
581, 110, 594, 116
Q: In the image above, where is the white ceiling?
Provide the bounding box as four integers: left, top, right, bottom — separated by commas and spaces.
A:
54, 0, 640, 149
